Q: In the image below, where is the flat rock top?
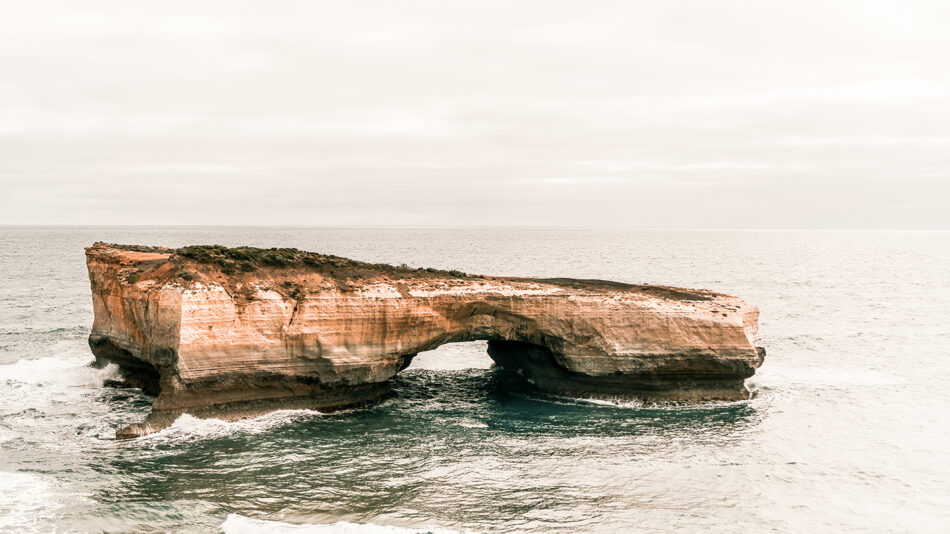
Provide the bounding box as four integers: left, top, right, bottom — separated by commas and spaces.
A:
86, 242, 726, 304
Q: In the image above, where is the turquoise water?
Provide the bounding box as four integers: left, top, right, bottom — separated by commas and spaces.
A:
1, 227, 949, 533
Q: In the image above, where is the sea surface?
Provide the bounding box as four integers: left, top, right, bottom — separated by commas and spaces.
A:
1, 226, 948, 533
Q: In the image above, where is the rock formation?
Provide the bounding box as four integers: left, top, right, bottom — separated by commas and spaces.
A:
85, 243, 765, 438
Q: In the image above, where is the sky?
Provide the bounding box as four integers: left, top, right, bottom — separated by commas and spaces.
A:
1, 0, 948, 228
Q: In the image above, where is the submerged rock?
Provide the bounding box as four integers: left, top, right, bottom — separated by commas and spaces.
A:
85, 243, 765, 438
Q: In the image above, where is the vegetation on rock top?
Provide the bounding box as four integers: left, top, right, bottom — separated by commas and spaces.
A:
171, 244, 469, 280
96, 242, 711, 300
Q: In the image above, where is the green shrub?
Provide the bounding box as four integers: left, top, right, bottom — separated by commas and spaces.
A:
225, 248, 253, 261
261, 251, 289, 266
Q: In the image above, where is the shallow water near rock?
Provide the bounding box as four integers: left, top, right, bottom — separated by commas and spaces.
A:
1, 226, 949, 533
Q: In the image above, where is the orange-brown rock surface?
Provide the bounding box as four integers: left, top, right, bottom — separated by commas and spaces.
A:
86, 243, 765, 438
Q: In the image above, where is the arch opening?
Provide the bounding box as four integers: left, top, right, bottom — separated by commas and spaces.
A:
405, 340, 493, 371
398, 337, 573, 393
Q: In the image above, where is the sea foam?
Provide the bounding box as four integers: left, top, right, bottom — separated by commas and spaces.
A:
0, 472, 61, 533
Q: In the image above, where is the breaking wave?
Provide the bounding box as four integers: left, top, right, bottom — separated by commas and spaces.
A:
0, 355, 118, 388
140, 410, 325, 442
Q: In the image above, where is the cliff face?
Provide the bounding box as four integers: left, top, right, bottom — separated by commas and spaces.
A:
86, 243, 765, 438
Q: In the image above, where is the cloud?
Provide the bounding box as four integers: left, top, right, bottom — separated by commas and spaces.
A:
0, 0, 948, 227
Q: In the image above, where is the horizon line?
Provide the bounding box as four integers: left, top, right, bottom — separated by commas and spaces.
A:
1, 223, 948, 232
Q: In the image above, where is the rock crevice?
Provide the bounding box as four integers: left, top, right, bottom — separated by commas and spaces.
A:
85, 243, 765, 438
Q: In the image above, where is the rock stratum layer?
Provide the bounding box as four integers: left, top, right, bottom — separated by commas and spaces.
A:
86, 243, 765, 438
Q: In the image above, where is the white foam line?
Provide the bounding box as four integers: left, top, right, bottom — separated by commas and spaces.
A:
221, 514, 462, 534
537, 391, 754, 410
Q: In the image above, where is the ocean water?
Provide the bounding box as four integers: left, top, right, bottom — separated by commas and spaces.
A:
1, 226, 949, 533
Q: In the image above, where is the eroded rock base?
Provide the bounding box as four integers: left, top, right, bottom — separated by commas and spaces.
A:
113, 381, 390, 439
487, 340, 762, 402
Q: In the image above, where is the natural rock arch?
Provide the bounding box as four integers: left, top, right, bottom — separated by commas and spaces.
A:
85, 243, 765, 438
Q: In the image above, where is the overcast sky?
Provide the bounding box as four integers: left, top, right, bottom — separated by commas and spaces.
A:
1, 1, 948, 228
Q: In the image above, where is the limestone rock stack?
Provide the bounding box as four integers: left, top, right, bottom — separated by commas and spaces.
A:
85, 243, 765, 438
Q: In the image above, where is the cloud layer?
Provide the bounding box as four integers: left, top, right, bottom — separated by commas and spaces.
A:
1, 0, 948, 227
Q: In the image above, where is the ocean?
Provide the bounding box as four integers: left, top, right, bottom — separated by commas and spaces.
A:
1, 226, 948, 533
